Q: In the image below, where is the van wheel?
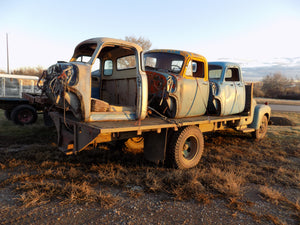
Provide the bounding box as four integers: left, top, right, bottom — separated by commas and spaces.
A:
169, 126, 204, 169
123, 137, 144, 154
11, 105, 38, 125
252, 115, 268, 140
4, 110, 12, 120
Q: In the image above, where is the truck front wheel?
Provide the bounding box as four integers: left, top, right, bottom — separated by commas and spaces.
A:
169, 126, 204, 169
11, 104, 38, 125
252, 115, 268, 140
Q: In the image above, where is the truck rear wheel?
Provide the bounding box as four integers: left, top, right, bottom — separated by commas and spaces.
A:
123, 137, 144, 154
169, 126, 204, 169
252, 115, 268, 140
11, 104, 38, 125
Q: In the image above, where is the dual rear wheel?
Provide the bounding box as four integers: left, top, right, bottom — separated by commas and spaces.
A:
123, 126, 204, 169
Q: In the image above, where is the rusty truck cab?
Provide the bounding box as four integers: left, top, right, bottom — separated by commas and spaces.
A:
44, 38, 148, 122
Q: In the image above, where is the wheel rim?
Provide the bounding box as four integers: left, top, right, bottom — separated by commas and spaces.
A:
18, 109, 33, 124
130, 137, 144, 144
182, 136, 198, 160
258, 117, 267, 135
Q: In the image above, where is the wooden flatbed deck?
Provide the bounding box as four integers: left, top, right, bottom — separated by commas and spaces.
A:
84, 114, 248, 134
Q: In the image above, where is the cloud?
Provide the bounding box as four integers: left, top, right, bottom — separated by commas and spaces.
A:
241, 57, 300, 81
210, 57, 300, 82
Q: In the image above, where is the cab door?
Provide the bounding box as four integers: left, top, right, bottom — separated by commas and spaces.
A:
223, 67, 245, 115
177, 59, 209, 117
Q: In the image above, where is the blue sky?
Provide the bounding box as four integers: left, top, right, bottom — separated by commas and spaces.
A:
1, 0, 300, 80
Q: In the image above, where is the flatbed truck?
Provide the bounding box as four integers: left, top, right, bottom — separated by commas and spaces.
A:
25, 37, 270, 169
49, 87, 270, 169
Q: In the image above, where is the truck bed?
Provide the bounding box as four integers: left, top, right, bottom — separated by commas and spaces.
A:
50, 111, 252, 155
83, 114, 247, 134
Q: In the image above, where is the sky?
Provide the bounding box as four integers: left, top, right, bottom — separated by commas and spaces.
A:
0, 0, 300, 81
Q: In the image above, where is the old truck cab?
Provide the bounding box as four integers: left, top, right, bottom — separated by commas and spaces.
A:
144, 50, 209, 118
43, 38, 148, 121
208, 62, 246, 116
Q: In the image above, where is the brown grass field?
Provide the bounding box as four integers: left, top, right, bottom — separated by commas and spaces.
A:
0, 109, 299, 224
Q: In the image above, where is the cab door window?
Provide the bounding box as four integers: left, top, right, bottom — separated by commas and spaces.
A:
192, 61, 204, 78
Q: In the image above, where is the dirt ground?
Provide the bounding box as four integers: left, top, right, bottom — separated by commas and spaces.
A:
0, 110, 299, 225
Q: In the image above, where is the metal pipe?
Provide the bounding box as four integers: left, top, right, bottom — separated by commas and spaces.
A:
6, 33, 9, 74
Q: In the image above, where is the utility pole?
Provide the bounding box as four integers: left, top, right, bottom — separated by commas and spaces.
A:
6, 33, 9, 74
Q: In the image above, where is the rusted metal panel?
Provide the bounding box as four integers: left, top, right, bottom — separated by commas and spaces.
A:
50, 112, 101, 154
22, 93, 49, 104
144, 50, 209, 118
42, 38, 148, 123
143, 129, 168, 164
102, 78, 137, 106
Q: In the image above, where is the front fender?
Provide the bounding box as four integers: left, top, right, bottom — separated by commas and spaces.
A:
248, 104, 271, 129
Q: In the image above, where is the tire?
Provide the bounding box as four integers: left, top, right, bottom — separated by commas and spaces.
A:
252, 115, 268, 140
169, 126, 204, 169
11, 104, 38, 125
4, 110, 12, 120
123, 137, 144, 154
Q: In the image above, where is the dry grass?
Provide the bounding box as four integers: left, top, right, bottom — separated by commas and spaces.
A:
15, 180, 118, 208
206, 167, 245, 197
259, 186, 283, 205
0, 109, 299, 223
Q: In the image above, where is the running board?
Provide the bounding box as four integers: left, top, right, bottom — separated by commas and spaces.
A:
240, 128, 255, 133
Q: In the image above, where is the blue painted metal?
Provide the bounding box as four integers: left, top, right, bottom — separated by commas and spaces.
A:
91, 70, 101, 99
208, 62, 246, 116
248, 104, 271, 129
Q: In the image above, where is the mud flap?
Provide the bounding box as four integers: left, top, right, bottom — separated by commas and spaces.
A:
143, 129, 168, 164
50, 112, 100, 154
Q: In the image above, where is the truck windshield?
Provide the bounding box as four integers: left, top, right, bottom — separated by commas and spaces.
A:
208, 65, 223, 79
71, 43, 98, 63
144, 52, 184, 74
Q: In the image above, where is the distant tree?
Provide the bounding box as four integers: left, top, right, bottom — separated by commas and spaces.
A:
118, 36, 152, 68
262, 73, 291, 98
0, 69, 6, 74
253, 82, 265, 97
125, 36, 152, 51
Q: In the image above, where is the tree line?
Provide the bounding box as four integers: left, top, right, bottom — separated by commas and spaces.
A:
0, 66, 44, 77
253, 73, 300, 100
